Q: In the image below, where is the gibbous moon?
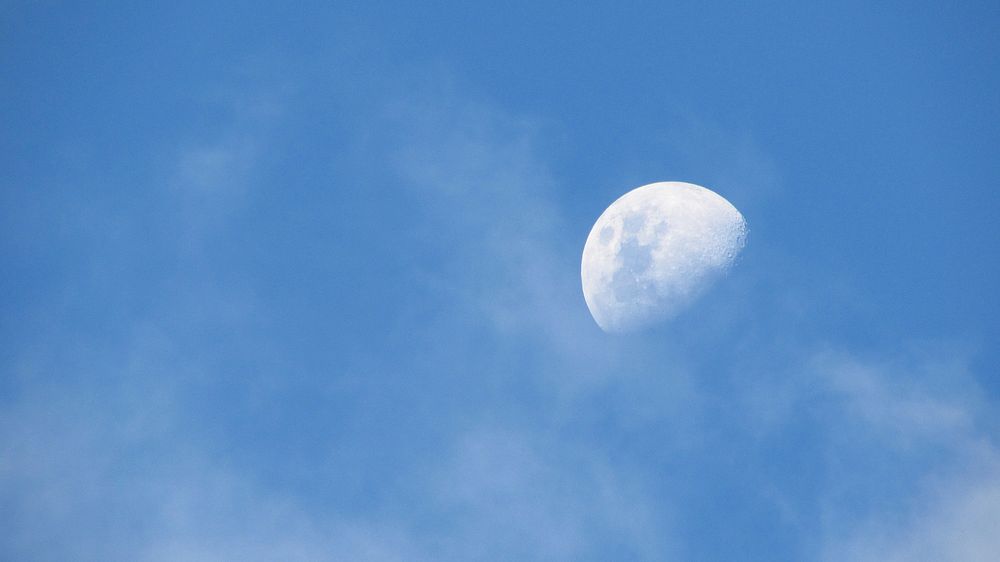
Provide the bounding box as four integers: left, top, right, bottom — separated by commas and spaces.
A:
581, 181, 747, 333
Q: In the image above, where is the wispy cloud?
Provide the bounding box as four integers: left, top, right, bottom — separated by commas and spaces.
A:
810, 348, 1000, 562
1, 77, 679, 561
3, 65, 995, 562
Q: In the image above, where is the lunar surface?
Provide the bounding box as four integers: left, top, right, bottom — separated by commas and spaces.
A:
581, 181, 747, 333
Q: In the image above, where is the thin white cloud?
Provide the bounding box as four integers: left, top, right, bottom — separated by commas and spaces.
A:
802, 348, 1000, 562
829, 467, 1000, 562
1, 78, 681, 561
4, 65, 996, 562
425, 426, 675, 561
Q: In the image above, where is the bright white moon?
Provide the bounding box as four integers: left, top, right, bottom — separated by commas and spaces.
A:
581, 181, 747, 333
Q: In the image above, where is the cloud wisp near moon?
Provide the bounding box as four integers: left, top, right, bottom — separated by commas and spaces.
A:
581, 181, 747, 333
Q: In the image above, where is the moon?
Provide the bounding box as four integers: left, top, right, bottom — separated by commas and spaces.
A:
581, 181, 747, 333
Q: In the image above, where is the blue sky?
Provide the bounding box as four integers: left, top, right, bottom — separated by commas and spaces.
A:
2, 2, 999, 560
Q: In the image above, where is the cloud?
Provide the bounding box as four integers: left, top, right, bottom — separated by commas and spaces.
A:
801, 348, 1000, 562
374, 86, 632, 389
0, 76, 681, 561
829, 467, 1000, 562
3, 63, 996, 562
424, 426, 674, 561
